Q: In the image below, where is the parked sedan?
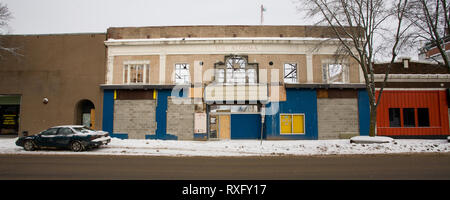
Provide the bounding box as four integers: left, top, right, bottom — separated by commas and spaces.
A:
16, 125, 111, 152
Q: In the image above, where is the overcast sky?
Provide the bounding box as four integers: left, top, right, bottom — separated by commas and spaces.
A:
1, 0, 420, 59
2, 0, 307, 34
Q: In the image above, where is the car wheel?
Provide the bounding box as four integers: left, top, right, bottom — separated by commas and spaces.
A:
70, 141, 84, 152
23, 140, 35, 151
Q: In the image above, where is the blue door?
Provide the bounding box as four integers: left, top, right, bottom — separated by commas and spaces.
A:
230, 114, 262, 139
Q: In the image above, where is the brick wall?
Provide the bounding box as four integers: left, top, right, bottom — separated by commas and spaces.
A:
317, 98, 359, 139
167, 97, 195, 140
113, 100, 156, 139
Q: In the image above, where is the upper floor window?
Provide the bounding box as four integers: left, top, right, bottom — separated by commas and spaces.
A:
215, 55, 258, 84
123, 61, 149, 84
284, 63, 298, 83
322, 62, 349, 83
175, 63, 190, 84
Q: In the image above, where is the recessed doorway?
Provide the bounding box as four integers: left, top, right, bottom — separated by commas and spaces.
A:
75, 99, 95, 129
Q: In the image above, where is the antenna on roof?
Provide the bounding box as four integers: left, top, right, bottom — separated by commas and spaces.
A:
260, 5, 266, 25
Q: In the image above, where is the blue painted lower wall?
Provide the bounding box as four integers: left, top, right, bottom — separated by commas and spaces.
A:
102, 88, 371, 140
102, 90, 129, 139
358, 89, 370, 136
231, 114, 262, 139
102, 90, 114, 135
264, 89, 318, 140
148, 89, 179, 140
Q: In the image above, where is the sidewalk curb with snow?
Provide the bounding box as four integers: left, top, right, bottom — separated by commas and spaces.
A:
1, 137, 449, 157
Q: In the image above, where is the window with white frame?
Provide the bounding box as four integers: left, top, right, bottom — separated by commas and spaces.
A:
123, 62, 149, 84
284, 63, 298, 83
322, 62, 348, 83
175, 63, 190, 84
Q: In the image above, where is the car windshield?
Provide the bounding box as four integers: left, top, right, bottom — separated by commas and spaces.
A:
73, 126, 94, 133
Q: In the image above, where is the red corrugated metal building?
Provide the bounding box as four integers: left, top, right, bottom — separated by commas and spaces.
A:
376, 90, 449, 137
375, 59, 450, 138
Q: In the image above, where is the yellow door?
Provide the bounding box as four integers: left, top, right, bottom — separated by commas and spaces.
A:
218, 115, 231, 139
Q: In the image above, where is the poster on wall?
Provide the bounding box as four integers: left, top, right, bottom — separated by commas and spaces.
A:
194, 112, 207, 134
0, 105, 20, 135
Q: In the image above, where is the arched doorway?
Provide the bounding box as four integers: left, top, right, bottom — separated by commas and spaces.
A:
75, 100, 95, 129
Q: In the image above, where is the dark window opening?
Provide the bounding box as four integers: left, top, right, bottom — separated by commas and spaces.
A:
418, 108, 430, 127
389, 108, 401, 127
403, 108, 416, 127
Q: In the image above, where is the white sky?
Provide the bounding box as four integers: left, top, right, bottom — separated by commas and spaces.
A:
2, 0, 307, 34
0, 0, 419, 59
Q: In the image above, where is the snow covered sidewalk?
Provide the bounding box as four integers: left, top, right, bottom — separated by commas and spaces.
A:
0, 137, 449, 157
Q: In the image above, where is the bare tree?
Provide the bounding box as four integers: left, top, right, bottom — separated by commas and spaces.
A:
406, 0, 450, 68
299, 0, 410, 137
0, 3, 20, 59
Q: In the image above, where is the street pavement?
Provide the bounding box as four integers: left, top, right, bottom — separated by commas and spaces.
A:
0, 153, 449, 180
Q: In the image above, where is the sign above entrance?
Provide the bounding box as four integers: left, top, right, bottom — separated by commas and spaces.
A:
204, 83, 268, 104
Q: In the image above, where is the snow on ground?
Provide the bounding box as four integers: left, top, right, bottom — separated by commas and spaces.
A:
0, 137, 449, 157
350, 136, 395, 143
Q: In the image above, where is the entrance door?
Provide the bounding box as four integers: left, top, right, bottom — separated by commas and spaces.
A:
218, 115, 230, 139
0, 95, 21, 135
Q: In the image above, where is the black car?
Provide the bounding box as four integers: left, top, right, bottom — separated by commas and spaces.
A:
16, 125, 111, 152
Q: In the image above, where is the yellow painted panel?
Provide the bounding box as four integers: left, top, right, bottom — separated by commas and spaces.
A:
293, 115, 305, 134
280, 115, 292, 134
90, 109, 96, 129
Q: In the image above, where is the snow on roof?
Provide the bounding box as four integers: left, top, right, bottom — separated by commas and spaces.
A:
105, 37, 352, 46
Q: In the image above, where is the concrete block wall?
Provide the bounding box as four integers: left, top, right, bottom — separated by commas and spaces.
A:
317, 98, 359, 139
113, 100, 156, 139
166, 97, 195, 140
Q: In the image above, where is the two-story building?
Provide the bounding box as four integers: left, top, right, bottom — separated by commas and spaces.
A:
100, 25, 370, 140
0, 33, 106, 136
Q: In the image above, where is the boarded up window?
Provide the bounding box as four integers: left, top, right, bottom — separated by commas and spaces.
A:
280, 114, 305, 135
115, 90, 155, 100
280, 115, 292, 134
292, 115, 305, 134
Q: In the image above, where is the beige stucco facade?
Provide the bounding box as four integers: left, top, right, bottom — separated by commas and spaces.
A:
106, 41, 362, 86
0, 33, 106, 135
